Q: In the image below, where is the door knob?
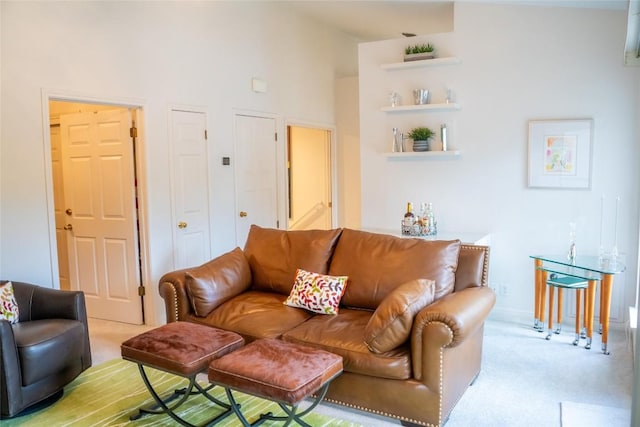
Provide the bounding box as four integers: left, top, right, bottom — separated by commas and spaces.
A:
239, 211, 248, 218
65, 208, 73, 216
178, 221, 187, 229
63, 224, 73, 230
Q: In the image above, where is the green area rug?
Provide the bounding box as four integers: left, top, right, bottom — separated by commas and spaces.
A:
4, 358, 359, 426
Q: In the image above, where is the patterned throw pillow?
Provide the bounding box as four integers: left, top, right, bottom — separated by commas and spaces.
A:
284, 269, 348, 315
0, 281, 19, 324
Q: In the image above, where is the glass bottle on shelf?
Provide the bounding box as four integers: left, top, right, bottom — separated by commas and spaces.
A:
402, 202, 415, 235
392, 127, 400, 153
426, 202, 436, 235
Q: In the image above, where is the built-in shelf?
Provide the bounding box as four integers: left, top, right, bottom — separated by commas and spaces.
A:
383, 150, 461, 159
381, 103, 460, 113
380, 56, 461, 71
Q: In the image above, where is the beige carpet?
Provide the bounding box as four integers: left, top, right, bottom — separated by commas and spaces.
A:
561, 401, 630, 427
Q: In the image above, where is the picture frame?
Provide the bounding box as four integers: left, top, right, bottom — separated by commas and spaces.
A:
527, 119, 593, 189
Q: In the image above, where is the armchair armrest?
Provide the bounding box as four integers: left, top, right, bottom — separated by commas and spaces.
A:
410, 286, 496, 384
0, 320, 21, 411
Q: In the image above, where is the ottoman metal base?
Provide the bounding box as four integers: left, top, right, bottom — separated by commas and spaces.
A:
209, 338, 343, 427
121, 321, 245, 427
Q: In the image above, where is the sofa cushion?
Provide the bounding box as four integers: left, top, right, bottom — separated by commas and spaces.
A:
284, 269, 348, 315
244, 225, 342, 295
13, 319, 85, 386
185, 248, 252, 317
364, 279, 436, 354
187, 290, 314, 342
1, 281, 19, 324
329, 229, 461, 309
282, 308, 412, 380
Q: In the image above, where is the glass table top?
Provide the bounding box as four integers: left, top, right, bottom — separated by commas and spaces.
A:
530, 254, 626, 275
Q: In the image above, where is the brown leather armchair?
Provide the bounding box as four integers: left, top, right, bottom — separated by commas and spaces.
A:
0, 281, 92, 418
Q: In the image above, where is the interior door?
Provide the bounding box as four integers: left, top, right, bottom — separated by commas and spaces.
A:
170, 109, 211, 269
288, 126, 332, 230
60, 109, 142, 324
50, 122, 70, 291
234, 114, 278, 247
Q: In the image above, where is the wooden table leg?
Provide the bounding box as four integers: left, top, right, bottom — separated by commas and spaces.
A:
534, 259, 542, 330
585, 280, 597, 350
573, 289, 582, 346
601, 274, 614, 355
546, 286, 554, 340
539, 270, 547, 331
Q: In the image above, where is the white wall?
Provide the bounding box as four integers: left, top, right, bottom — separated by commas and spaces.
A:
0, 1, 358, 325
359, 2, 640, 324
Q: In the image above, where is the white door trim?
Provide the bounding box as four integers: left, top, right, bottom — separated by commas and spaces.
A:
285, 119, 338, 229
40, 88, 153, 323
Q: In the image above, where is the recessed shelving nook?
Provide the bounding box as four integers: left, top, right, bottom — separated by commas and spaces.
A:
382, 56, 461, 158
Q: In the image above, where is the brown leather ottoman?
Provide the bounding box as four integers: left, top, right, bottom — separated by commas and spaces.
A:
208, 338, 343, 427
121, 321, 244, 426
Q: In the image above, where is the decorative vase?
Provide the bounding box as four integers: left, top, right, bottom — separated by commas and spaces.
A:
412, 140, 430, 152
404, 52, 435, 62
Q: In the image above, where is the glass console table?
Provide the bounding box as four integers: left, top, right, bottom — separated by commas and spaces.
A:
530, 254, 626, 354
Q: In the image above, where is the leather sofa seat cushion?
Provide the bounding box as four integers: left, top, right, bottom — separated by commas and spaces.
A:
185, 247, 252, 317
282, 308, 412, 380
244, 225, 342, 295
13, 319, 85, 386
187, 291, 313, 342
329, 229, 461, 309
364, 278, 436, 354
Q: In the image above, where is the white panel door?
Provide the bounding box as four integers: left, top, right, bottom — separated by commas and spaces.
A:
60, 109, 142, 324
50, 123, 70, 291
234, 114, 278, 247
170, 110, 211, 269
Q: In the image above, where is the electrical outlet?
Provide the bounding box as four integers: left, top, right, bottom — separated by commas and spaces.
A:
493, 283, 508, 297
500, 284, 508, 297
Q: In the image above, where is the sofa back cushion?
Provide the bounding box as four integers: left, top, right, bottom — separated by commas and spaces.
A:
364, 278, 436, 353
244, 225, 343, 295
185, 247, 252, 317
329, 229, 461, 309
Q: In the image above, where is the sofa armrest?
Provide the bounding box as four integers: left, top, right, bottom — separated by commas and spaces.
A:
410, 286, 496, 384
158, 268, 193, 323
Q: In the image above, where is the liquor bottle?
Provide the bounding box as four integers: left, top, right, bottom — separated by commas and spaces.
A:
403, 202, 415, 227
425, 202, 436, 235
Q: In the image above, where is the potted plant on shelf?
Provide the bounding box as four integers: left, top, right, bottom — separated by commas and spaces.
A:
408, 127, 434, 152
404, 43, 435, 62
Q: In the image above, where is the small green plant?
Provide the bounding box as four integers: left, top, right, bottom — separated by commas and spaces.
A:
408, 127, 434, 141
405, 43, 435, 55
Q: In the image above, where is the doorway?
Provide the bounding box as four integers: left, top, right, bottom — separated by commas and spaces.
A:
48, 100, 145, 324
287, 125, 333, 231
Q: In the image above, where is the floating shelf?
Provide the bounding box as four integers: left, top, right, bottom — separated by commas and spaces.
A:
383, 150, 461, 159
380, 56, 461, 71
381, 103, 460, 113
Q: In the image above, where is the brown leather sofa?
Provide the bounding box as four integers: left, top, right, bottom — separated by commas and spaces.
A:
0, 281, 92, 418
159, 226, 495, 427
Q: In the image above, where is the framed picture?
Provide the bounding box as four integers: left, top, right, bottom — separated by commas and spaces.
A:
528, 119, 593, 189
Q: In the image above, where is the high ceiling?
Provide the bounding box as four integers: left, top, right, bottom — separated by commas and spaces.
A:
285, 0, 628, 42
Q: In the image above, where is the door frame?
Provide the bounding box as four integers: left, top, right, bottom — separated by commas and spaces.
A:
40, 89, 152, 323
285, 120, 338, 229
